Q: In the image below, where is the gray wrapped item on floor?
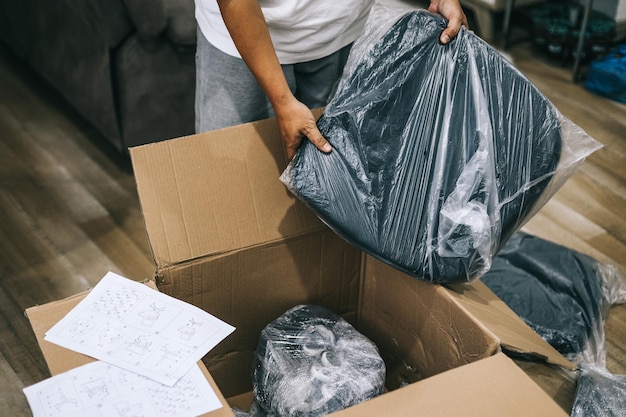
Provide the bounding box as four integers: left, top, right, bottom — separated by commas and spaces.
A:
481, 232, 626, 366
570, 364, 626, 417
280, 5, 601, 283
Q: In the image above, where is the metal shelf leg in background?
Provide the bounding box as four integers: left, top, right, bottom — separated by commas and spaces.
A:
503, 0, 515, 49
573, 0, 595, 82
502, 0, 596, 82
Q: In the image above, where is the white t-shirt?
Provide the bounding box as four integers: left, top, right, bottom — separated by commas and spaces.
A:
195, 0, 375, 64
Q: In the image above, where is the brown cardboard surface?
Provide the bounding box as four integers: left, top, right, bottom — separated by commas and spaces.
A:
162, 230, 362, 397
26, 291, 95, 375
224, 354, 569, 417
224, 352, 570, 417
130, 119, 323, 268
359, 256, 501, 388
26, 290, 566, 417
447, 281, 575, 371
328, 352, 568, 417
24, 281, 234, 417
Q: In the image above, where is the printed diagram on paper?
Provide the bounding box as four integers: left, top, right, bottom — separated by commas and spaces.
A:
44, 272, 235, 386
23, 361, 222, 417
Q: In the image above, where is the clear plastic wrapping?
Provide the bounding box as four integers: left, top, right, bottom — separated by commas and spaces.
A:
280, 5, 601, 284
232, 407, 251, 417
570, 364, 626, 417
481, 232, 626, 366
251, 304, 386, 417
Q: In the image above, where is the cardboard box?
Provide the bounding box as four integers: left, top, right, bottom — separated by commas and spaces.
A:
27, 115, 576, 416
27, 279, 569, 417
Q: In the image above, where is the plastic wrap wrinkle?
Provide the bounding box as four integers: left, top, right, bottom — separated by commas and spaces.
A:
598, 262, 626, 306
281, 6, 600, 283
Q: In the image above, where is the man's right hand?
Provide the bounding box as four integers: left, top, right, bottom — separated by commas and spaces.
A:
275, 98, 332, 161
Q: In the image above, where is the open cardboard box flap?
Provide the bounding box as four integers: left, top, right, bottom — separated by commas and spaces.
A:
328, 352, 565, 417
129, 118, 324, 268
130, 116, 574, 373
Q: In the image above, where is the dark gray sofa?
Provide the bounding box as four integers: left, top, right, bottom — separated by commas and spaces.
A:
0, 0, 197, 151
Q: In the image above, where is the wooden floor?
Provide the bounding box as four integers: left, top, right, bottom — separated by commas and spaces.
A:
1, 22, 625, 417
0, 43, 156, 415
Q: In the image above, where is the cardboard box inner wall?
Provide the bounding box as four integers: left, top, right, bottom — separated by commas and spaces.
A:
127, 115, 574, 409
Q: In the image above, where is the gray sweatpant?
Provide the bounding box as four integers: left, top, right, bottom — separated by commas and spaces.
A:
194, 29, 351, 133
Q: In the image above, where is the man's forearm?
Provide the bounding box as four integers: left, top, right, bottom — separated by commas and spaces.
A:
216, 0, 293, 110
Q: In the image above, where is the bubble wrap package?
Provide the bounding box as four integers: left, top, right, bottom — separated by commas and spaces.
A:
252, 304, 385, 417
481, 232, 626, 366
280, 6, 601, 283
570, 364, 626, 417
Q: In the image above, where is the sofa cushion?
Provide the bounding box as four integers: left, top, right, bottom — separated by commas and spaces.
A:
28, 0, 133, 148
115, 35, 196, 147
123, 0, 196, 45
165, 0, 197, 46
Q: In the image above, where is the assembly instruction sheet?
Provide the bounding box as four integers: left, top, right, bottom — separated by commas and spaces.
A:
23, 361, 222, 417
44, 271, 235, 386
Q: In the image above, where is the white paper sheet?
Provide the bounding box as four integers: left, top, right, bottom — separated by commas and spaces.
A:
23, 361, 223, 417
44, 271, 235, 386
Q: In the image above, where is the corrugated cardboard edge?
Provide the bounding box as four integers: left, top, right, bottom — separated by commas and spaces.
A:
445, 280, 576, 371
26, 290, 97, 375
358, 254, 574, 373
358, 255, 502, 385
24, 279, 235, 417
224, 353, 570, 417
328, 352, 569, 417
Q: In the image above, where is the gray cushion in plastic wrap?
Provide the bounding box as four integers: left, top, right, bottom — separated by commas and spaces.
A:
252, 305, 385, 417
481, 232, 605, 363
481, 232, 626, 366
281, 10, 562, 283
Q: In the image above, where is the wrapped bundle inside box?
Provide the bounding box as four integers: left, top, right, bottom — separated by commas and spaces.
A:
251, 304, 386, 417
280, 5, 601, 283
